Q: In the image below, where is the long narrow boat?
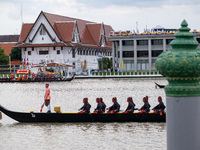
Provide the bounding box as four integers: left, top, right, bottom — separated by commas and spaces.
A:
0, 75, 74, 83
0, 105, 166, 123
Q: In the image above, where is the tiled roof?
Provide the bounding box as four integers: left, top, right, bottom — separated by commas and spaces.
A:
0, 43, 17, 55
18, 23, 33, 43
18, 11, 113, 49
0, 35, 19, 43
54, 22, 75, 42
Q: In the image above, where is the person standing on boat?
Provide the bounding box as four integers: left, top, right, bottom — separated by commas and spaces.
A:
107, 97, 120, 113
43, 83, 51, 113
123, 97, 135, 113
100, 97, 106, 112
94, 98, 103, 114
152, 96, 165, 113
138, 97, 151, 113
78, 98, 91, 113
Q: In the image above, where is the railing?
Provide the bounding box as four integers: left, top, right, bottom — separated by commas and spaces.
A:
92, 71, 160, 76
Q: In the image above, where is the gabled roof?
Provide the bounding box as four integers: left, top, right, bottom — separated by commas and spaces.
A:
18, 23, 33, 43
18, 11, 113, 48
54, 21, 75, 42
0, 35, 20, 43
86, 23, 102, 45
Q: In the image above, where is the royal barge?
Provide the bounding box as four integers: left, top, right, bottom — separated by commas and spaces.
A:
0, 105, 165, 123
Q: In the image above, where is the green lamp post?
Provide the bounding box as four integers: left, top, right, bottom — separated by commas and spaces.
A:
155, 20, 200, 150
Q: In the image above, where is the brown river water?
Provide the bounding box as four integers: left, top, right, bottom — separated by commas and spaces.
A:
0, 78, 167, 150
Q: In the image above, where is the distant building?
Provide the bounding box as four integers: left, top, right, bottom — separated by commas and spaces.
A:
16, 11, 113, 73
0, 35, 20, 65
108, 30, 200, 72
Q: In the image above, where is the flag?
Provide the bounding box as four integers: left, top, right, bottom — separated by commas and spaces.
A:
31, 63, 33, 68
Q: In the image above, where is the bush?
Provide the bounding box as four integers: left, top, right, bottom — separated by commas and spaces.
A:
131, 72, 134, 75
143, 72, 145, 75
111, 72, 114, 75
135, 72, 137, 75
139, 72, 141, 75
147, 72, 149, 75
123, 72, 126, 75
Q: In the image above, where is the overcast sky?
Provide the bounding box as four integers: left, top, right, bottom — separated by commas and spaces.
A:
1, 0, 200, 35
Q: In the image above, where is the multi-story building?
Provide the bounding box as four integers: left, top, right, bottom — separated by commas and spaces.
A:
108, 30, 200, 72
16, 11, 113, 73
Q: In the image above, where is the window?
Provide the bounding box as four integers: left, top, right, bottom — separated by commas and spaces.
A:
152, 50, 163, 57
137, 51, 148, 57
53, 47, 56, 50
137, 59, 149, 71
151, 39, 163, 45
57, 50, 60, 55
32, 47, 34, 51
61, 46, 63, 50
122, 40, 134, 46
39, 50, 49, 55
137, 40, 148, 45
72, 49, 75, 58
40, 28, 46, 35
166, 39, 173, 44
123, 51, 134, 58
28, 51, 31, 55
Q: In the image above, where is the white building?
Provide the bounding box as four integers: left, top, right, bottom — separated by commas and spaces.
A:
16, 11, 113, 73
108, 30, 200, 72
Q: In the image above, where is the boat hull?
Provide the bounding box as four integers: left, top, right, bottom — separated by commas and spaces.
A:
0, 105, 165, 123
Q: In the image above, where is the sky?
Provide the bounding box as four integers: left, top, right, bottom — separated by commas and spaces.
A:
1, 0, 200, 35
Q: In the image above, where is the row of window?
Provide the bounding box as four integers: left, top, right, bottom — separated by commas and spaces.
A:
27, 49, 111, 56
28, 50, 61, 55
117, 39, 174, 46
118, 50, 163, 58
123, 59, 157, 71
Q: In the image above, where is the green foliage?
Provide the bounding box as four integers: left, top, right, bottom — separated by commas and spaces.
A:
9, 45, 21, 60
98, 57, 112, 71
0, 47, 9, 65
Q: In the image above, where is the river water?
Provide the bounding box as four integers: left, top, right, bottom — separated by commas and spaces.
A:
0, 78, 167, 150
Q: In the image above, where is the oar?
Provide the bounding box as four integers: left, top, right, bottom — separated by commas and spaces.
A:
40, 103, 44, 112
0, 111, 2, 120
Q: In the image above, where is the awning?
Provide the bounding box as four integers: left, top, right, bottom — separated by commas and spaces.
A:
16, 69, 30, 74
32, 63, 74, 68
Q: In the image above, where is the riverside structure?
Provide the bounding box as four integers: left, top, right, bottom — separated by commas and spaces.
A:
108, 29, 200, 72
16, 11, 113, 74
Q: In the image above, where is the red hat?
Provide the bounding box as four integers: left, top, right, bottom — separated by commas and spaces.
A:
46, 83, 49, 86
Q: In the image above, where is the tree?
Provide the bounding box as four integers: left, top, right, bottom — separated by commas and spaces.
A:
9, 44, 21, 60
0, 47, 9, 65
98, 57, 112, 71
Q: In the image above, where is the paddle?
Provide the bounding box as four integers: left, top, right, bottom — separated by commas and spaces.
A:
0, 111, 2, 120
40, 103, 44, 112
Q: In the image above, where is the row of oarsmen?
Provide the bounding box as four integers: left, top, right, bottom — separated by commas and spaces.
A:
78, 96, 166, 114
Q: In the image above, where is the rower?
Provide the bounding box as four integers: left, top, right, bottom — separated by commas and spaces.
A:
123, 97, 135, 113
99, 97, 106, 112
107, 97, 120, 113
138, 97, 151, 113
78, 98, 91, 113
152, 96, 165, 114
94, 98, 103, 114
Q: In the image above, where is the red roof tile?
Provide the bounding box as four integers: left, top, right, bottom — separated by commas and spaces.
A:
54, 22, 75, 42
0, 43, 17, 55
19, 23, 33, 43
